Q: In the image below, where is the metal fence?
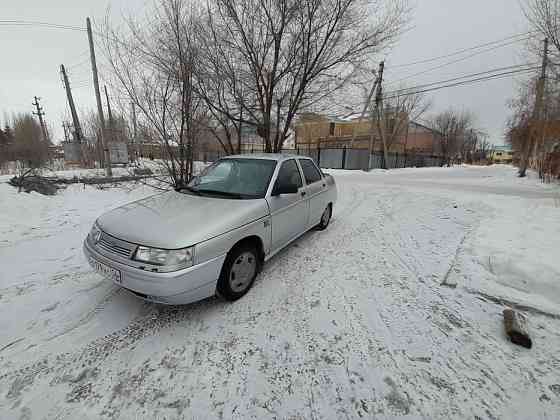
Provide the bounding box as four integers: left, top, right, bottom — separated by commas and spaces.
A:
295, 148, 445, 170
197, 147, 445, 170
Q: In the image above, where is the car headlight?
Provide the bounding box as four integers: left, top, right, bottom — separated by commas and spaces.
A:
133, 246, 194, 271
89, 223, 102, 243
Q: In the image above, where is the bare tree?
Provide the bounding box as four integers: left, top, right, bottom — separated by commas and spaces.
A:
519, 1, 560, 176
475, 134, 493, 162
103, 0, 205, 187
0, 126, 11, 171
9, 113, 50, 189
429, 109, 474, 167
505, 72, 546, 176
524, 0, 560, 64
200, 0, 409, 152
195, 35, 248, 154
373, 89, 430, 168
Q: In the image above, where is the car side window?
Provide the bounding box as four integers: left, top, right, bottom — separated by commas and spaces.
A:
275, 159, 303, 189
299, 159, 322, 184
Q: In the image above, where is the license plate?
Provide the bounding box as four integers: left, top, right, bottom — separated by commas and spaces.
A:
89, 257, 122, 284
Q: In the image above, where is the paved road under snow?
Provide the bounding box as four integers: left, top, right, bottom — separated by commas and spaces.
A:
1, 165, 559, 419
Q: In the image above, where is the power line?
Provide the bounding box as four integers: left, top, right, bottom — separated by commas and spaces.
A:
386, 35, 534, 87
67, 57, 90, 70
0, 19, 132, 47
68, 49, 90, 60
389, 31, 535, 69
72, 82, 93, 89
70, 78, 92, 85
386, 63, 539, 96
383, 67, 538, 101
388, 36, 532, 85
0, 20, 85, 32
385, 67, 537, 98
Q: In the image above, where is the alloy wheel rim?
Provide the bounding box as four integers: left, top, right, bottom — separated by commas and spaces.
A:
229, 252, 257, 293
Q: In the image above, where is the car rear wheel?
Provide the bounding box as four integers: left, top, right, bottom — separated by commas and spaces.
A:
217, 243, 260, 301
316, 204, 332, 230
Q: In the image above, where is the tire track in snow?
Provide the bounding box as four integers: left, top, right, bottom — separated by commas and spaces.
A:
46, 285, 123, 342
0, 298, 219, 400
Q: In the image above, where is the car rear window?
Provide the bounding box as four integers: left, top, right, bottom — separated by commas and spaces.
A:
299, 159, 322, 184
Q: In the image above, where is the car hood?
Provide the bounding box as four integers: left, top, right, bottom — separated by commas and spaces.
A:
97, 191, 269, 249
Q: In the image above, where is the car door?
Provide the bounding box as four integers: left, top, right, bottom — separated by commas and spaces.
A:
298, 158, 327, 228
267, 159, 308, 253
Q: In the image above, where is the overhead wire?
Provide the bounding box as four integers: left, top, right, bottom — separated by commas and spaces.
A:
66, 57, 90, 70
385, 63, 539, 96
385, 35, 535, 87
388, 30, 536, 69
0, 19, 134, 48
0, 20, 85, 32
382, 67, 539, 101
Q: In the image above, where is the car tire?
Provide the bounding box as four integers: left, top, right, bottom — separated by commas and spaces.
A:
217, 243, 260, 301
316, 204, 332, 231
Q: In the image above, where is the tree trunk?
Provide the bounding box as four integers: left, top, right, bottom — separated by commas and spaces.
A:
518, 135, 532, 177
382, 139, 390, 169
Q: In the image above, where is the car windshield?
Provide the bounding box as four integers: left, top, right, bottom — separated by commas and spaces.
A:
184, 158, 277, 199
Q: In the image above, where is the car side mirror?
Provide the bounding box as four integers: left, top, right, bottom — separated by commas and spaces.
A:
272, 182, 299, 196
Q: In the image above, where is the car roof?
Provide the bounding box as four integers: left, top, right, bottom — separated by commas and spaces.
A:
224, 153, 312, 162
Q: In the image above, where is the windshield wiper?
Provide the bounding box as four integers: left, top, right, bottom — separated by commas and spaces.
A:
177, 186, 201, 195
196, 189, 249, 199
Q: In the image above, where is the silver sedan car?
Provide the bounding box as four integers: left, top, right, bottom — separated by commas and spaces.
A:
83, 154, 337, 305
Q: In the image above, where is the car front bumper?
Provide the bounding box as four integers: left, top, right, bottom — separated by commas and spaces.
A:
83, 239, 226, 305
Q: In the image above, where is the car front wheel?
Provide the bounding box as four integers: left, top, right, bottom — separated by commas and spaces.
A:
217, 243, 260, 301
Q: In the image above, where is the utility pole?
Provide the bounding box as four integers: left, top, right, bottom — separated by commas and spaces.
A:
62, 122, 69, 142
87, 17, 112, 176
519, 38, 548, 177
32, 96, 49, 142
104, 86, 114, 126
350, 68, 381, 149
60, 64, 83, 143
371, 61, 386, 170
354, 61, 385, 170
104, 85, 115, 143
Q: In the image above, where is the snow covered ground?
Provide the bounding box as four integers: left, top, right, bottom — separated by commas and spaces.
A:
1, 164, 559, 419
0, 159, 208, 182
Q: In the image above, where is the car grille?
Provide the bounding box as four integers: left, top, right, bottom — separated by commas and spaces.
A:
96, 233, 136, 259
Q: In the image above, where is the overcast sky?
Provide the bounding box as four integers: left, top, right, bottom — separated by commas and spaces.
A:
1, 0, 529, 145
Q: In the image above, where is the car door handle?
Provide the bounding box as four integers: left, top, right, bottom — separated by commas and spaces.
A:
301, 191, 306, 197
